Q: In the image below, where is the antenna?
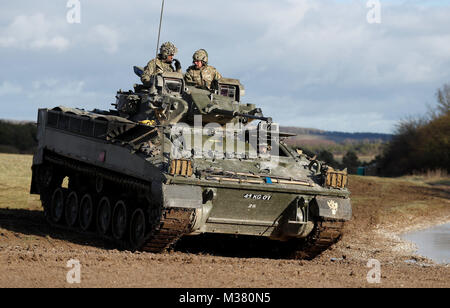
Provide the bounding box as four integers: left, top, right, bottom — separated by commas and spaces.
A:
155, 0, 165, 59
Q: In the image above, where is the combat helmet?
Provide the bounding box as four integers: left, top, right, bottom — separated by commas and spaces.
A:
160, 42, 178, 59
193, 49, 208, 65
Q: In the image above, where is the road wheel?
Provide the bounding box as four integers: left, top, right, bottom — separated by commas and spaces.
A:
79, 194, 94, 231
50, 188, 66, 223
130, 208, 146, 251
112, 201, 128, 240
65, 191, 79, 228
97, 197, 112, 235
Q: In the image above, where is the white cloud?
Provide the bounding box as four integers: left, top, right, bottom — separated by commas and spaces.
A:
196, 0, 450, 91
23, 78, 113, 118
0, 13, 70, 51
0, 12, 121, 55
1, 78, 110, 120
260, 0, 315, 41
28, 79, 86, 100
1, 0, 450, 133
89, 25, 120, 54
0, 81, 22, 96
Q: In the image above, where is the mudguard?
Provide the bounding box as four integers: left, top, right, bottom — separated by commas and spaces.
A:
162, 184, 202, 209
311, 196, 352, 221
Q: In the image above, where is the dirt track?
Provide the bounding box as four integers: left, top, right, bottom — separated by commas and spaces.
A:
0, 174, 449, 288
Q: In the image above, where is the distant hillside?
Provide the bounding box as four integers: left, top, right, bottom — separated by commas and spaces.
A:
280, 126, 392, 164
281, 126, 392, 144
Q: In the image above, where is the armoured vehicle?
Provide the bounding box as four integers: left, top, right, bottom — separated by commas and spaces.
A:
30, 70, 351, 259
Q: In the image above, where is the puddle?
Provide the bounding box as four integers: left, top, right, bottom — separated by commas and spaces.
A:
402, 223, 450, 264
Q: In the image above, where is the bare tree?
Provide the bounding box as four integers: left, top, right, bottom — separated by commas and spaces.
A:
436, 84, 450, 116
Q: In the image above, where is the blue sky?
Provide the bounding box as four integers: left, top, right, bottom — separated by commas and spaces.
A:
1, 0, 450, 133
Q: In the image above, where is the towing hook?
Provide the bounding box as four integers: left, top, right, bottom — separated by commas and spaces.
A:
308, 159, 322, 176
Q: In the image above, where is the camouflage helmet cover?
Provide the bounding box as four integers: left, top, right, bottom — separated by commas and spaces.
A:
160, 42, 178, 59
193, 49, 208, 64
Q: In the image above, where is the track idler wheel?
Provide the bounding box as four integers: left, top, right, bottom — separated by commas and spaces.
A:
50, 188, 66, 223
79, 194, 94, 231
97, 197, 112, 236
112, 201, 128, 240
65, 191, 79, 228
129, 208, 146, 251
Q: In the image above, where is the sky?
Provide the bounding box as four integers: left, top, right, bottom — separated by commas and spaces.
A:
1, 0, 450, 134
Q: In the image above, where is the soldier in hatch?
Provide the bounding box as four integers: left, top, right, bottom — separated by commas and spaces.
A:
184, 49, 222, 91
141, 42, 182, 84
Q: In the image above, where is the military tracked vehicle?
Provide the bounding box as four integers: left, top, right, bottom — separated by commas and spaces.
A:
30, 70, 351, 259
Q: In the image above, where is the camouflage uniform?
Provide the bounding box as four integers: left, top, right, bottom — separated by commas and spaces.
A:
184, 49, 222, 90
141, 42, 181, 84
141, 57, 176, 83
185, 65, 222, 90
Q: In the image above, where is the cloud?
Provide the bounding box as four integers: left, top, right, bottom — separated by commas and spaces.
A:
0, 78, 110, 121
28, 79, 88, 101
4, 78, 109, 119
254, 92, 395, 132
1, 0, 450, 133
88, 25, 120, 54
240, 1, 450, 88
0, 13, 70, 51
0, 81, 22, 96
0, 13, 120, 54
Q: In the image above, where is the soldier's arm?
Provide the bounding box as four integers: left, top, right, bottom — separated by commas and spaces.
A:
215, 69, 223, 81
141, 59, 166, 84
141, 60, 155, 83
184, 69, 194, 83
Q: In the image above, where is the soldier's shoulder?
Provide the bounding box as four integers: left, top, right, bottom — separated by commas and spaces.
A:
205, 65, 219, 73
145, 58, 158, 67
186, 65, 197, 72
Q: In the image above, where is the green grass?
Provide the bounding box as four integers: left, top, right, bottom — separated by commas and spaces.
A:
0, 153, 41, 210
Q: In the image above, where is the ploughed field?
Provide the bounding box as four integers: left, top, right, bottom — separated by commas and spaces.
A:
0, 153, 449, 288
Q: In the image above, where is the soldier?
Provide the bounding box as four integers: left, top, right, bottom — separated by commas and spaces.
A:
141, 42, 182, 84
184, 49, 222, 90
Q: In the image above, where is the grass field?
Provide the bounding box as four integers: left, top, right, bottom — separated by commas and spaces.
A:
0, 154, 41, 210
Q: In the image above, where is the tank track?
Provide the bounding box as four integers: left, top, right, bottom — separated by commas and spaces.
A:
39, 153, 343, 259
291, 220, 344, 260
41, 153, 195, 252
142, 208, 194, 252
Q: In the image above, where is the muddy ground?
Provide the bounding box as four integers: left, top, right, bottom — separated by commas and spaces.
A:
0, 173, 449, 288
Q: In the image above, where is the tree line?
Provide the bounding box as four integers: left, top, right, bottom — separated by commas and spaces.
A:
0, 120, 37, 154
376, 84, 450, 176
293, 84, 450, 176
